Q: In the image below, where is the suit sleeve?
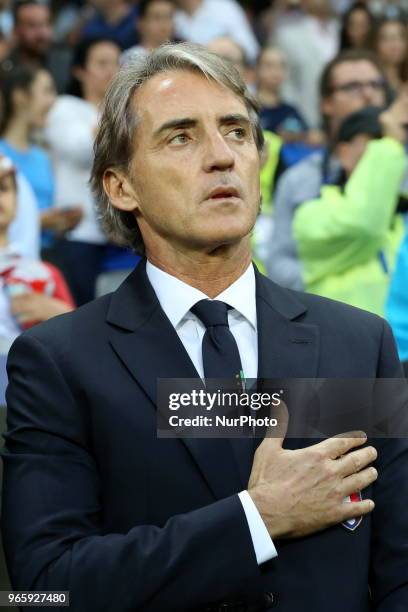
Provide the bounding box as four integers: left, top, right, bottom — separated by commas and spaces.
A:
1, 333, 261, 612
370, 320, 408, 610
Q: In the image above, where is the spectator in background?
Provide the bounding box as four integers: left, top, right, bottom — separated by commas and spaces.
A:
370, 0, 408, 22
8, 170, 40, 260
45, 37, 120, 306
206, 37, 250, 83
266, 49, 388, 289
3, 1, 52, 69
292, 102, 406, 317
373, 18, 408, 94
0, 65, 81, 250
174, 0, 259, 64
256, 46, 308, 140
81, 0, 139, 50
1, 0, 71, 92
387, 226, 408, 374
319, 49, 388, 136
121, 0, 176, 65
51, 0, 84, 44
339, 2, 374, 50
0, 156, 74, 354
274, 0, 339, 128
207, 36, 245, 70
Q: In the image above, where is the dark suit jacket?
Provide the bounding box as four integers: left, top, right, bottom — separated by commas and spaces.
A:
2, 261, 408, 611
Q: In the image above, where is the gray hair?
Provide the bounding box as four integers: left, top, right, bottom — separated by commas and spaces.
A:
90, 42, 264, 254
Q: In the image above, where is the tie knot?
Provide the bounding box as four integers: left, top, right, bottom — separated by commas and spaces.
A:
191, 299, 229, 329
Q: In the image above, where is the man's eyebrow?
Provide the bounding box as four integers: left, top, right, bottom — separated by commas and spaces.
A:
153, 117, 197, 138
219, 113, 251, 126
153, 113, 251, 139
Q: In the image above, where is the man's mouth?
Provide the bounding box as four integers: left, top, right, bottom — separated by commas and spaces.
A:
207, 186, 240, 200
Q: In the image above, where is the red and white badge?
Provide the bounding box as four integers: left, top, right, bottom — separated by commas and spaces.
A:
342, 491, 363, 531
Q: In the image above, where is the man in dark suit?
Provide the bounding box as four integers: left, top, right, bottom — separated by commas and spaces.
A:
2, 43, 408, 611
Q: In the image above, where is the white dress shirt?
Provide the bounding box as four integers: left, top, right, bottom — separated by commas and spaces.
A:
146, 261, 277, 565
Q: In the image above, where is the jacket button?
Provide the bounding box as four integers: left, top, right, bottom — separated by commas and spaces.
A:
263, 592, 274, 608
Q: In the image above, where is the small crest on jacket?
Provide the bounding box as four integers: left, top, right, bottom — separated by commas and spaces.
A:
342, 491, 363, 531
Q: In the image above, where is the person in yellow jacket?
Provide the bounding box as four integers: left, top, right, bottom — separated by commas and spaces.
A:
252, 130, 283, 272
293, 97, 408, 317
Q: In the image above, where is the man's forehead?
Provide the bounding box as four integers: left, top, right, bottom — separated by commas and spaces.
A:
19, 4, 49, 17
333, 60, 380, 83
18, 9, 49, 25
132, 70, 249, 125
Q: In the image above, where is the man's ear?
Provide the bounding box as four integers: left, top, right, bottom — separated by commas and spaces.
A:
103, 168, 140, 213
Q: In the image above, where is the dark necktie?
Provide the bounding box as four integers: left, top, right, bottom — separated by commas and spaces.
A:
191, 299, 243, 384
191, 299, 254, 486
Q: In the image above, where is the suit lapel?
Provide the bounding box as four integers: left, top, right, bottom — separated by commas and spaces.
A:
254, 269, 320, 448
255, 269, 320, 380
106, 260, 244, 499
106, 262, 322, 495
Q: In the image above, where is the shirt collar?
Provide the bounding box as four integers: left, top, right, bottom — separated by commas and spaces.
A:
146, 260, 257, 330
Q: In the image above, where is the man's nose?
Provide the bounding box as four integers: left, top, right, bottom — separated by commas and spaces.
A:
202, 132, 235, 172
363, 91, 375, 104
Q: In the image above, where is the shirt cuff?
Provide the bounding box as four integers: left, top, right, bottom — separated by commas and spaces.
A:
238, 490, 278, 565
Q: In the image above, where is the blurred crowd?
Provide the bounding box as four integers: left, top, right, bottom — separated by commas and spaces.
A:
0, 0, 406, 372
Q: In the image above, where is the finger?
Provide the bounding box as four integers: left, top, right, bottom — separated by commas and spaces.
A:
314, 431, 367, 459
335, 445, 377, 477
339, 498, 375, 522
341, 466, 378, 497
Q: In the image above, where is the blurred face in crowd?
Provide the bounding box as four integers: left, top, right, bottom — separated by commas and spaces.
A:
75, 42, 120, 101
14, 69, 56, 130
0, 171, 17, 234
139, 0, 175, 47
346, 8, 372, 48
376, 20, 407, 67
207, 38, 246, 76
14, 4, 52, 57
105, 70, 261, 257
301, 0, 331, 18
256, 48, 287, 92
322, 60, 386, 132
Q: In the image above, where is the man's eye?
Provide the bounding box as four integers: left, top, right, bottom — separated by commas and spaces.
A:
229, 127, 247, 139
169, 133, 189, 145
